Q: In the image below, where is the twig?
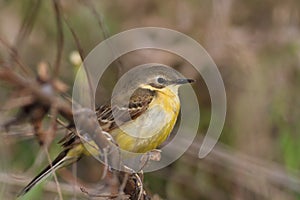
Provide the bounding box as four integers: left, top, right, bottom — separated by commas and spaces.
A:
0, 172, 85, 197
79, 0, 125, 76
80, 187, 125, 199
79, 0, 110, 40
0, 0, 41, 76
119, 173, 129, 193
46, 104, 59, 146
52, 0, 64, 78
44, 146, 64, 200
63, 17, 85, 60
14, 0, 41, 48
63, 16, 95, 108
71, 163, 78, 199
134, 173, 143, 200
0, 37, 33, 76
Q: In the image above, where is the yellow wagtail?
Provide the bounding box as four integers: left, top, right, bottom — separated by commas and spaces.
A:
18, 66, 194, 196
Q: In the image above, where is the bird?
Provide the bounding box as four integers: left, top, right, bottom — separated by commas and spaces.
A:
18, 65, 194, 196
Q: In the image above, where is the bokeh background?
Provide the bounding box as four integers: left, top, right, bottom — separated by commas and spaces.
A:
1, 0, 300, 199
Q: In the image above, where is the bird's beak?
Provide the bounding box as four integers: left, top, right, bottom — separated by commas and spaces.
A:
173, 78, 195, 85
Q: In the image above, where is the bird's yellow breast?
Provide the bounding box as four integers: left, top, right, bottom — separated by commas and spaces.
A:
110, 86, 180, 153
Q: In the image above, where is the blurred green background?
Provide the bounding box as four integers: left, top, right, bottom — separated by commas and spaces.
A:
1, 0, 300, 199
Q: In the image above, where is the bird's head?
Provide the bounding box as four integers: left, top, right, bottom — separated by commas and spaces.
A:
111, 65, 195, 103
140, 74, 195, 95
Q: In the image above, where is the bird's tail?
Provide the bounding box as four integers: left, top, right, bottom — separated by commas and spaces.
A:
17, 150, 70, 197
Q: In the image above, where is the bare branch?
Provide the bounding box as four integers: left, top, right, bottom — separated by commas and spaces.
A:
44, 146, 64, 200
14, 0, 42, 48
52, 0, 64, 78
63, 17, 85, 61
0, 68, 73, 122
63, 17, 94, 108
79, 0, 125, 76
0, 37, 34, 76
0, 172, 85, 197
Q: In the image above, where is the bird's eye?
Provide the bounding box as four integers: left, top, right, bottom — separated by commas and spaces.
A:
157, 77, 165, 84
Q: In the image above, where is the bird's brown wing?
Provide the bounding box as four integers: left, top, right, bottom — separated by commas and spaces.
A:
96, 88, 155, 132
